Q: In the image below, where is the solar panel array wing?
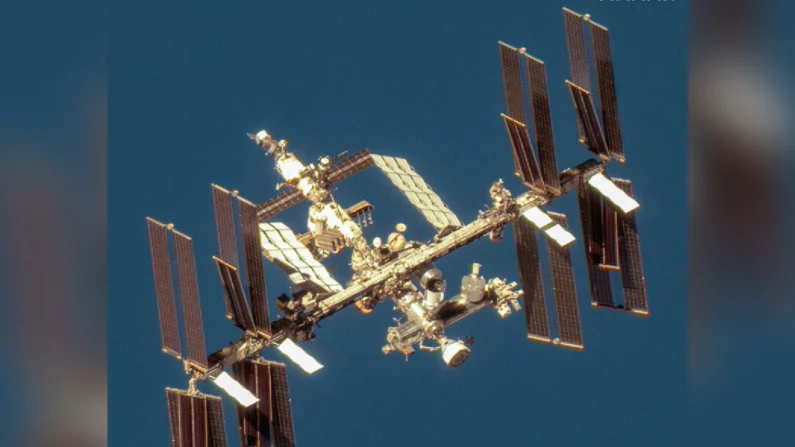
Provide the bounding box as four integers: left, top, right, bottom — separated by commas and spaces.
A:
567, 81, 610, 161
214, 257, 256, 332
259, 222, 343, 293
513, 217, 551, 343
327, 149, 375, 184
239, 196, 272, 335
270, 363, 296, 447
234, 360, 273, 447
614, 179, 649, 315
576, 182, 615, 308
256, 187, 305, 222
524, 54, 561, 195
172, 230, 208, 369
498, 41, 527, 125
546, 212, 583, 350
166, 388, 227, 447
589, 21, 625, 162
501, 114, 545, 193
211, 184, 238, 318
146, 218, 182, 359
370, 154, 463, 231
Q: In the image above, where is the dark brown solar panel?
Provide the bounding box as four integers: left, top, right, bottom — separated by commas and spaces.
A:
585, 183, 605, 259
178, 393, 194, 447
172, 230, 208, 369
234, 360, 273, 447
614, 179, 649, 315
600, 200, 620, 270
502, 114, 545, 193
498, 41, 527, 125
211, 184, 238, 319
147, 218, 182, 359
562, 8, 591, 92
563, 7, 590, 141
270, 363, 296, 447
524, 54, 561, 195
166, 389, 181, 447
206, 396, 227, 447
214, 257, 256, 332
546, 212, 583, 350
567, 81, 610, 161
513, 217, 551, 343
576, 183, 615, 308
211, 184, 239, 267
590, 21, 625, 162
256, 187, 305, 222
166, 389, 227, 447
239, 197, 271, 335
193, 397, 208, 447
327, 149, 375, 184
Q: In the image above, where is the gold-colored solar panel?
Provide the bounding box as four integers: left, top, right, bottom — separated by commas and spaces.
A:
370, 155, 462, 231
259, 222, 343, 293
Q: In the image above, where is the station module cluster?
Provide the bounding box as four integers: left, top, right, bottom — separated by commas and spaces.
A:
146, 8, 649, 447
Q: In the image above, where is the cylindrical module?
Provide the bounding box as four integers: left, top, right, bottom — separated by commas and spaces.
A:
461, 273, 486, 304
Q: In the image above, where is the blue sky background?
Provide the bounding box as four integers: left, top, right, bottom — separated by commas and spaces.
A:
109, 1, 688, 446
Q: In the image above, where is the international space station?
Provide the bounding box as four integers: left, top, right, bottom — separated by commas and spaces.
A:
145, 8, 648, 447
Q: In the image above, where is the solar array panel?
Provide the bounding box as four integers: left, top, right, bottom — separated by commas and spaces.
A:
524, 54, 561, 195
562, 8, 591, 92
590, 21, 625, 162
147, 218, 182, 359
498, 41, 527, 126
567, 81, 610, 161
234, 360, 273, 447
562, 7, 590, 142
502, 114, 545, 193
614, 179, 649, 315
513, 217, 551, 343
600, 200, 620, 270
546, 212, 583, 349
498, 42, 566, 195
259, 222, 344, 293
233, 359, 296, 447
370, 155, 463, 231
327, 149, 375, 184
239, 196, 272, 335
576, 183, 615, 308
562, 8, 626, 163
211, 184, 239, 318
270, 364, 296, 447
256, 187, 305, 222
215, 257, 256, 332
173, 229, 208, 369
211, 186, 274, 335
166, 388, 227, 447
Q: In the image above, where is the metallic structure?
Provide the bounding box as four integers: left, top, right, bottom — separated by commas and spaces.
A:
146, 8, 648, 446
